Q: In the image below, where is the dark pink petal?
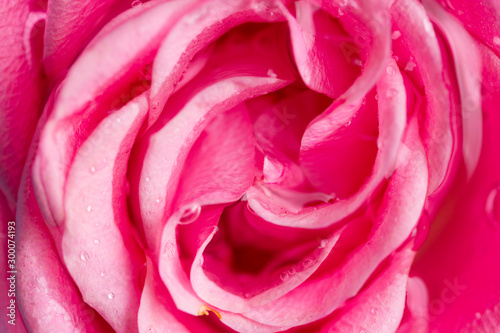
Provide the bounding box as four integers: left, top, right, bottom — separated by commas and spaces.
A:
247, 60, 406, 228
43, 0, 130, 79
440, 0, 500, 56
391, 0, 453, 194
32, 0, 194, 228
410, 43, 500, 333
422, 0, 482, 178
320, 246, 415, 333
139, 76, 289, 259
0, 190, 28, 333
149, 0, 285, 122
280, 1, 360, 98
61, 96, 148, 332
0, 0, 45, 208
242, 118, 427, 327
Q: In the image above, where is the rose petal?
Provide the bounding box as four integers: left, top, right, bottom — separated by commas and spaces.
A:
280, 0, 360, 98
397, 277, 430, 333
138, 75, 289, 259
391, 0, 453, 194
0, 0, 45, 209
61, 96, 148, 332
247, 60, 406, 228
320, 246, 415, 333
150, 0, 285, 122
242, 117, 426, 327
410, 42, 500, 333
422, 0, 482, 179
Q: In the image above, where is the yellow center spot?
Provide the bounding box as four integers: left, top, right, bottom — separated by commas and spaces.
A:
197, 304, 222, 320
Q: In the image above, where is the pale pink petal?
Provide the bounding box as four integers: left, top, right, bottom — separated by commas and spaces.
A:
0, 0, 45, 208
320, 246, 415, 333
422, 0, 482, 179
61, 96, 148, 332
391, 0, 453, 195
397, 277, 430, 333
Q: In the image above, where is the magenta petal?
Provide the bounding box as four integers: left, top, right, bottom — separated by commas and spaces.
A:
281, 1, 360, 98
60, 96, 148, 332
320, 246, 415, 333
0, 0, 44, 208
391, 0, 453, 194
410, 43, 500, 333
139, 76, 289, 259
242, 118, 427, 327
422, 0, 483, 179
43, 0, 131, 79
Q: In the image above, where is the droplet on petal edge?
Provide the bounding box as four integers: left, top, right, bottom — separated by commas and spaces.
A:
178, 203, 201, 224
107, 292, 115, 300
80, 251, 90, 262
413, 212, 430, 250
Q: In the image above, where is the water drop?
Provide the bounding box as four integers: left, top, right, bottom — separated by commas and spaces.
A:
485, 184, 500, 226
288, 268, 296, 276
303, 258, 314, 269
87, 205, 92, 213
391, 31, 401, 40
178, 203, 201, 224
267, 68, 277, 78
280, 272, 289, 281
116, 118, 121, 123
393, 56, 399, 62
386, 66, 395, 75
80, 251, 90, 262
156, 198, 160, 203
386, 88, 398, 99
100, 272, 105, 277
353, 59, 363, 67
131, 0, 142, 7
90, 166, 96, 173
319, 239, 328, 249
371, 308, 377, 315
145, 177, 150, 182
107, 292, 115, 300
405, 60, 416, 71
338, 8, 344, 16
345, 120, 352, 127
93, 239, 100, 245
164, 242, 176, 256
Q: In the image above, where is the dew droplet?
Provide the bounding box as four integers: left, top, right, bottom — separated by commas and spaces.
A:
164, 242, 175, 256
131, 0, 142, 7
405, 60, 416, 71
87, 205, 92, 213
288, 268, 296, 276
386, 66, 395, 75
338, 8, 344, 16
319, 239, 328, 249
80, 251, 90, 262
391, 30, 401, 40
371, 308, 377, 315
93, 239, 100, 245
280, 271, 289, 281
345, 120, 352, 127
178, 203, 201, 224
353, 59, 363, 67
145, 177, 150, 182
100, 272, 105, 277
267, 68, 277, 78
116, 118, 121, 123
485, 184, 500, 226
156, 198, 160, 203
90, 166, 96, 173
107, 292, 115, 300
303, 258, 314, 269
386, 88, 398, 99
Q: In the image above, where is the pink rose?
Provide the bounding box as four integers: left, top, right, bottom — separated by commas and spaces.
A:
1, 0, 499, 332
